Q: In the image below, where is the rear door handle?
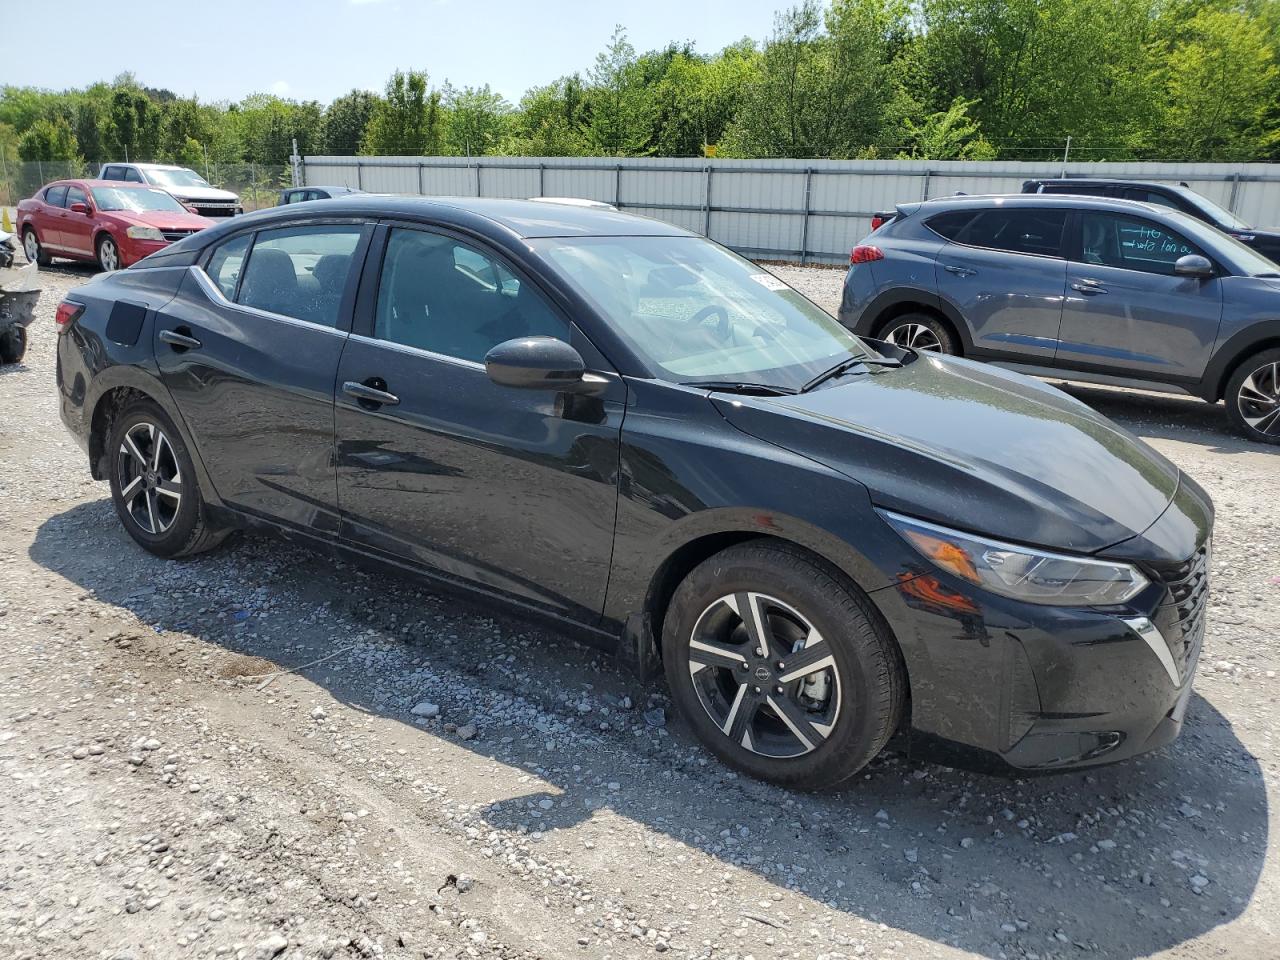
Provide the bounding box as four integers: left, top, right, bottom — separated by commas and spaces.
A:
343, 379, 400, 409
943, 265, 976, 277
1070, 281, 1107, 295
159, 328, 202, 350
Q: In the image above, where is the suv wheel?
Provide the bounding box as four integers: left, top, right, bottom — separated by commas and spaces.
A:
107, 400, 229, 557
23, 227, 51, 267
878, 312, 956, 354
663, 542, 905, 790
1225, 349, 1280, 444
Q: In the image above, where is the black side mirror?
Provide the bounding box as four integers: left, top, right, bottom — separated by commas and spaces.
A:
485, 337, 591, 391
1174, 254, 1213, 279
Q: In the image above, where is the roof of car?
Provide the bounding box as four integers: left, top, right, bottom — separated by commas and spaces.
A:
1026, 178, 1179, 190
43, 179, 168, 190
225, 195, 694, 239
913, 193, 1186, 215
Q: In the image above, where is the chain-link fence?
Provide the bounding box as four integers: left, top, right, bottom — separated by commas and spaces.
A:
0, 159, 294, 212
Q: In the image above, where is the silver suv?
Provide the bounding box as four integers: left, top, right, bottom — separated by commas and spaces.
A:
839, 194, 1280, 444
98, 163, 242, 218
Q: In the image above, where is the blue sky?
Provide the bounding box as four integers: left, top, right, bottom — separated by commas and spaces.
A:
7, 0, 786, 105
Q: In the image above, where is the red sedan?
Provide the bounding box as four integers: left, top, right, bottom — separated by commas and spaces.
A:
17, 179, 215, 271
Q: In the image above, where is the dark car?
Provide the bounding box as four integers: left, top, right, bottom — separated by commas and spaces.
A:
1022, 178, 1280, 264
54, 197, 1211, 788
278, 185, 364, 205
840, 194, 1280, 444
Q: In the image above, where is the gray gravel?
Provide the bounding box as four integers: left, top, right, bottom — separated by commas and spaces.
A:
0, 262, 1276, 960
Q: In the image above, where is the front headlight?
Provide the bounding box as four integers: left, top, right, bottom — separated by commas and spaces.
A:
126, 226, 165, 241
880, 510, 1149, 606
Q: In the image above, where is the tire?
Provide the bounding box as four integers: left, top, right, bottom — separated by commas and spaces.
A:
22, 227, 51, 267
0, 325, 27, 364
662, 541, 906, 790
106, 399, 229, 558
96, 234, 121, 272
876, 311, 957, 355
1224, 348, 1280, 445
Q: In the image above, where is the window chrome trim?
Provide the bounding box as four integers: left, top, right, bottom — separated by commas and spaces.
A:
345, 332, 486, 371
186, 265, 349, 337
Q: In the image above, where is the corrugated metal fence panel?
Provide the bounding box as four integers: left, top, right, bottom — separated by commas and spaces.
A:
302, 156, 1280, 263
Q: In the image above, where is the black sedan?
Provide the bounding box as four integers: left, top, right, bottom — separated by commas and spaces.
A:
53, 197, 1211, 788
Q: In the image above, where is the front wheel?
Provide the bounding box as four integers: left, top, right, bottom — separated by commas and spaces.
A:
107, 400, 228, 557
1225, 349, 1280, 444
663, 542, 906, 790
23, 227, 51, 267
97, 234, 121, 272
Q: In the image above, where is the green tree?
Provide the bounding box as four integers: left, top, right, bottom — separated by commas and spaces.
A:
502, 77, 590, 156
362, 70, 443, 155
586, 26, 653, 155
18, 117, 79, 161
320, 90, 379, 155
898, 96, 995, 159
443, 84, 513, 156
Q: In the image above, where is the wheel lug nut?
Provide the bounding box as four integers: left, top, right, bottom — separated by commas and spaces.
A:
753, 686, 761, 694
776, 662, 785, 670
775, 685, 784, 694
754, 648, 763, 657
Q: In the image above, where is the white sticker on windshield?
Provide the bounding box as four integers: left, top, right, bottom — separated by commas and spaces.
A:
749, 273, 789, 291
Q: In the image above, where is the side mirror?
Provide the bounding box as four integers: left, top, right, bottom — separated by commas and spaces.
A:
69, 202, 90, 215
485, 337, 588, 391
1174, 254, 1213, 279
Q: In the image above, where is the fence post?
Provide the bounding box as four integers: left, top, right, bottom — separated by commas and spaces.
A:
538, 162, 545, 198
417, 162, 425, 196
1228, 171, 1242, 214
615, 164, 622, 206
702, 165, 713, 237
356, 160, 363, 191
475, 162, 482, 197
38, 160, 44, 186
920, 169, 931, 201
799, 168, 814, 265
0, 151, 8, 206
250, 163, 258, 210
290, 138, 301, 187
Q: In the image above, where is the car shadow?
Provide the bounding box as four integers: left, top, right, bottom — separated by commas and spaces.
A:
30, 500, 1269, 959
1050, 381, 1276, 455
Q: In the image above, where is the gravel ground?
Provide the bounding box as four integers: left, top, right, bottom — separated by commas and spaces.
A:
1, 262, 1277, 960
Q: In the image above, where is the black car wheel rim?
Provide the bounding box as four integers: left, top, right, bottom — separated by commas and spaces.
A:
117, 422, 183, 534
1238, 361, 1280, 436
687, 592, 841, 759
885, 323, 942, 352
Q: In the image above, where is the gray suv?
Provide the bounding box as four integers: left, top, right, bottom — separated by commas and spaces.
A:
839, 194, 1280, 444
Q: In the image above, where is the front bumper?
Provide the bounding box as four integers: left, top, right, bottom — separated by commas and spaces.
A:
869, 488, 1211, 774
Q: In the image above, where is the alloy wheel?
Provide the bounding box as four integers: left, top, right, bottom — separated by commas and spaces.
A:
23, 230, 38, 263
99, 238, 120, 272
1238, 361, 1280, 437
116, 422, 183, 534
885, 322, 942, 352
686, 592, 841, 759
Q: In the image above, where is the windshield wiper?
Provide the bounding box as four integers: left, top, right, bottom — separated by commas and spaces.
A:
801, 354, 902, 393
680, 380, 799, 396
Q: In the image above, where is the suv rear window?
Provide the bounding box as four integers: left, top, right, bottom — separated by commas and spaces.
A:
925, 211, 978, 241
951, 209, 1066, 257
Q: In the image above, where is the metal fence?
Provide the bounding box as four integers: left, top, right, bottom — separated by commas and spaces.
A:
301, 155, 1280, 264
0, 160, 292, 212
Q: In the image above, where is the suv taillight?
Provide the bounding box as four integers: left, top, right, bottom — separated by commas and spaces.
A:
850, 245, 884, 264
55, 300, 84, 330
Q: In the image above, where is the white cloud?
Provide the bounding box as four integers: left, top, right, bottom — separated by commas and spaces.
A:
270, 80, 291, 97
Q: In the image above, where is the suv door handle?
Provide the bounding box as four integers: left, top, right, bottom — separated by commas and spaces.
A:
943, 265, 976, 277
159, 328, 202, 350
343, 378, 400, 409
1070, 281, 1107, 295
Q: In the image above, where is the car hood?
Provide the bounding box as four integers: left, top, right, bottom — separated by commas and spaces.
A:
714, 354, 1180, 554
108, 210, 216, 231
161, 185, 239, 202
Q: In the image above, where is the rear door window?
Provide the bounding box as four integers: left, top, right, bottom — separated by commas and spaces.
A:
235, 224, 364, 327
1122, 188, 1181, 211
65, 185, 88, 208
44, 185, 68, 207
124, 167, 145, 183
954, 209, 1066, 257
1077, 212, 1207, 276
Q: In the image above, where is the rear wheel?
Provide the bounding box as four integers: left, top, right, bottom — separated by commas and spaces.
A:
106, 400, 228, 557
0, 325, 27, 364
663, 542, 905, 790
22, 227, 51, 267
97, 234, 120, 272
1225, 349, 1280, 445
878, 311, 957, 355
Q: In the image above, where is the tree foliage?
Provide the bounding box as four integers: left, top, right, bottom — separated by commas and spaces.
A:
1, 1, 1277, 168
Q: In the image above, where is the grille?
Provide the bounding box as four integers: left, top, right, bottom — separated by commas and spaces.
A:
162, 229, 198, 242
192, 201, 238, 217
1151, 544, 1209, 681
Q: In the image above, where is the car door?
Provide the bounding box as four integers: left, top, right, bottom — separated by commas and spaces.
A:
38, 184, 69, 249
334, 223, 625, 623
933, 207, 1068, 360
1056, 210, 1223, 380
153, 220, 372, 533
61, 185, 95, 258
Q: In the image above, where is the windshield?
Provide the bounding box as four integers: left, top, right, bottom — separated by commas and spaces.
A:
91, 186, 186, 213
144, 167, 210, 188
1163, 208, 1280, 276
534, 235, 877, 388
1176, 187, 1250, 231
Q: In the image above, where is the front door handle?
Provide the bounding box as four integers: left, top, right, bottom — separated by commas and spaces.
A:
943, 265, 976, 277
343, 378, 400, 409
159, 328, 202, 350
1070, 281, 1107, 295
